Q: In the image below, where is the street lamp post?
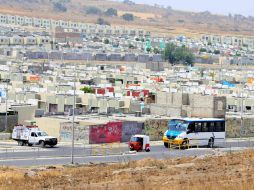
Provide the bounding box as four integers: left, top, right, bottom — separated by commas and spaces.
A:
71, 65, 77, 164
240, 58, 244, 139
5, 84, 8, 132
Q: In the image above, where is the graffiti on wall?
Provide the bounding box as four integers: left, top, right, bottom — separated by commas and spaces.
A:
144, 119, 168, 141
59, 122, 89, 143
121, 121, 144, 142
60, 119, 172, 144
89, 122, 122, 144
226, 118, 254, 138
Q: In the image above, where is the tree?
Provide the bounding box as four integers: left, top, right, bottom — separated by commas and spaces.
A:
122, 13, 134, 21
123, 0, 135, 5
105, 8, 118, 17
96, 18, 110, 25
146, 47, 151, 53
163, 43, 195, 66
85, 6, 102, 15
104, 38, 110, 44
153, 48, 160, 54
80, 86, 94, 94
53, 2, 67, 12
184, 50, 195, 66
200, 48, 207, 53
163, 43, 177, 65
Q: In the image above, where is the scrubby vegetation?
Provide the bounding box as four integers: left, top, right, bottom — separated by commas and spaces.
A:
1, 150, 254, 190
122, 13, 134, 21
164, 43, 195, 66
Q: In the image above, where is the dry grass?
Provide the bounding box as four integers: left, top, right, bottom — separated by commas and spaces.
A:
118, 11, 160, 20
0, 0, 254, 38
1, 150, 254, 190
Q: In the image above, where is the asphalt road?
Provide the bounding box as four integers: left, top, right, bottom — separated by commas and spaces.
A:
0, 140, 254, 167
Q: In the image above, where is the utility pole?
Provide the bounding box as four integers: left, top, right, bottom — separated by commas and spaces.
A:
5, 66, 11, 132
240, 58, 244, 139
71, 65, 77, 164
5, 84, 8, 132
220, 57, 223, 82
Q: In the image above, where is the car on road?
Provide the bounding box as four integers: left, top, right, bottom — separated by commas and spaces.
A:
12, 125, 58, 148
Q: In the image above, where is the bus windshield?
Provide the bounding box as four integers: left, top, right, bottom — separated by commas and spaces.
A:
169, 120, 188, 132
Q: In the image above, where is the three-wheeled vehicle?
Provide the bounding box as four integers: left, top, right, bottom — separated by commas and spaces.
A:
129, 135, 150, 152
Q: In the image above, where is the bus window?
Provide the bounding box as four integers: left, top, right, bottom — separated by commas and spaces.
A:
208, 122, 215, 132
202, 122, 209, 132
215, 122, 224, 132
187, 123, 195, 133
222, 122, 225, 131
194, 122, 202, 133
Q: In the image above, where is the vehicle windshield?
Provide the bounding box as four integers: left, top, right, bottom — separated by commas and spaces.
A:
37, 132, 48, 136
130, 136, 143, 143
169, 120, 189, 132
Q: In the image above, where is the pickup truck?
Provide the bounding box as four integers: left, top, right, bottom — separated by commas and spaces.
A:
12, 125, 57, 148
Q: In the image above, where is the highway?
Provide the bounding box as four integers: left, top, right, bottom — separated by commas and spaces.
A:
0, 139, 254, 167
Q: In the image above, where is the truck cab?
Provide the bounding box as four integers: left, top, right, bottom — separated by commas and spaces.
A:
28, 130, 58, 147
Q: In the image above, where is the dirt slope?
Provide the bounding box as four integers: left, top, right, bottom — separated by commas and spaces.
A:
0, 0, 253, 38
1, 150, 254, 190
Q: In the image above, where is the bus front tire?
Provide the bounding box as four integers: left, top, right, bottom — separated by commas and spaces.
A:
208, 138, 214, 148
181, 140, 189, 149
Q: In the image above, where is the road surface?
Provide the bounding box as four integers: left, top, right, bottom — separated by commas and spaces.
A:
0, 139, 253, 167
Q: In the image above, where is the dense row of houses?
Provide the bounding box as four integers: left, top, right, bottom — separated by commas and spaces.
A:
0, 13, 151, 37
24, 51, 163, 63
2, 62, 254, 138
0, 35, 51, 46
201, 34, 254, 48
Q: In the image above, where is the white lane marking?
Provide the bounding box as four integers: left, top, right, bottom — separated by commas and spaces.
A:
0, 153, 139, 162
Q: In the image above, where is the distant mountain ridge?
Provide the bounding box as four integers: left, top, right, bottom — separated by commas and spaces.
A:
0, 0, 253, 38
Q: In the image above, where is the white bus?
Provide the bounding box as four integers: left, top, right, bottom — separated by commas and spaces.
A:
163, 118, 225, 148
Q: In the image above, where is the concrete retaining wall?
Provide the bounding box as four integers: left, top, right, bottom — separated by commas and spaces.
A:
226, 116, 254, 138
59, 122, 89, 144
0, 133, 11, 140
0, 115, 18, 132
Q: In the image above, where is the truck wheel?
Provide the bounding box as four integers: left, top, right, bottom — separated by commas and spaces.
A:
39, 141, 45, 148
28, 143, 33, 147
18, 141, 24, 146
164, 142, 169, 148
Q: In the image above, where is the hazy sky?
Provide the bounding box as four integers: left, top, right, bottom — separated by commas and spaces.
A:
128, 0, 254, 16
